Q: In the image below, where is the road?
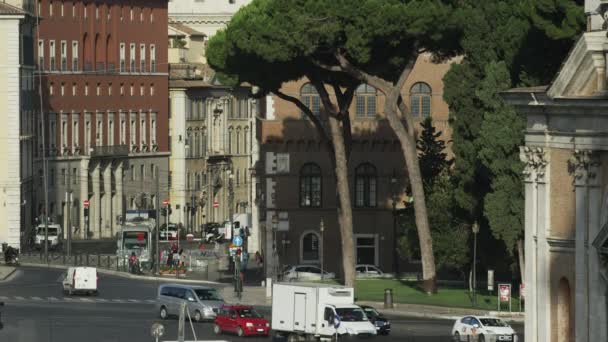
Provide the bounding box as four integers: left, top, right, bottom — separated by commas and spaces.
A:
0, 267, 523, 342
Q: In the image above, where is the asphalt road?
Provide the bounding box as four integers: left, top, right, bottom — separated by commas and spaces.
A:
0, 267, 523, 342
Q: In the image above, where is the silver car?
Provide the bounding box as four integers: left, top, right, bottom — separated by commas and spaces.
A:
156, 284, 224, 322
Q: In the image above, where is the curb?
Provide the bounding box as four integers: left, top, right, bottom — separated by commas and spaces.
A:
0, 267, 17, 282
20, 262, 224, 286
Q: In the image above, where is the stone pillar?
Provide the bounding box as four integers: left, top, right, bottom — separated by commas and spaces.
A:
79, 159, 89, 239
103, 163, 112, 238
91, 163, 100, 238
520, 146, 549, 342
169, 89, 187, 225
114, 161, 123, 231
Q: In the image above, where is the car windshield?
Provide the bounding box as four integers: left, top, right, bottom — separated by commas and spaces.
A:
363, 307, 380, 318
480, 318, 508, 327
37, 227, 58, 236
336, 308, 367, 322
237, 308, 262, 318
194, 289, 222, 301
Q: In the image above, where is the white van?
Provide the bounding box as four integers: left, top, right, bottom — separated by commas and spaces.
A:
62, 267, 98, 296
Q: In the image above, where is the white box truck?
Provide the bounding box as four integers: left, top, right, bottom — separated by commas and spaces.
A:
271, 283, 377, 340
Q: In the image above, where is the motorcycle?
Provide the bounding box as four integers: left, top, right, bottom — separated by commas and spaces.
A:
203, 225, 224, 244
3, 246, 19, 266
128, 255, 143, 275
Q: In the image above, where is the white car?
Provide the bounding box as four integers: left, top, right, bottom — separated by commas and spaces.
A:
62, 267, 98, 296
355, 264, 392, 279
451, 316, 518, 342
282, 265, 335, 281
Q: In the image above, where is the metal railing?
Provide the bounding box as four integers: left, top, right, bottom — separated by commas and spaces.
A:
90, 145, 129, 158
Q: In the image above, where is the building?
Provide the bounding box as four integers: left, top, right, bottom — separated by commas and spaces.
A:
168, 22, 260, 252
258, 53, 456, 277
168, 0, 252, 37
34, 0, 169, 240
502, 2, 608, 341
0, 0, 36, 249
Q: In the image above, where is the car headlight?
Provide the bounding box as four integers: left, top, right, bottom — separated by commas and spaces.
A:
246, 322, 253, 327
203, 307, 213, 313
265, 323, 270, 327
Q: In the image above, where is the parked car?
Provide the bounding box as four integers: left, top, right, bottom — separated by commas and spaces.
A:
282, 265, 335, 282
360, 305, 391, 335
213, 304, 270, 337
451, 316, 518, 342
159, 224, 178, 241
156, 284, 224, 322
62, 267, 98, 296
355, 264, 392, 279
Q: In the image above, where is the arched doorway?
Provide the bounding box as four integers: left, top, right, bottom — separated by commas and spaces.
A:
557, 277, 572, 342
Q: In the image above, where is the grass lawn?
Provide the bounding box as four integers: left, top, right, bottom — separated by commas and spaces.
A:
318, 279, 522, 311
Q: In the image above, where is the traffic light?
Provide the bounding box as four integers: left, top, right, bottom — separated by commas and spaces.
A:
84, 208, 89, 217
161, 208, 167, 216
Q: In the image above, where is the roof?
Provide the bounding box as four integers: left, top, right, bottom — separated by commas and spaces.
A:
503, 85, 549, 93
169, 22, 206, 37
0, 3, 26, 15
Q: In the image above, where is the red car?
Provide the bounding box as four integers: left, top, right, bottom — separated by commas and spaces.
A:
213, 304, 270, 337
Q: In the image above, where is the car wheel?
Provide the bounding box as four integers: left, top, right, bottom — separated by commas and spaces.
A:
478, 334, 485, 342
236, 326, 244, 337
287, 333, 299, 342
159, 306, 168, 320
194, 310, 202, 322
453, 332, 460, 342
213, 324, 222, 335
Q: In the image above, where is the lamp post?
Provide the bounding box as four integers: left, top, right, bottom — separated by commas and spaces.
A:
472, 221, 480, 307
272, 213, 279, 281
390, 176, 399, 276
320, 218, 325, 281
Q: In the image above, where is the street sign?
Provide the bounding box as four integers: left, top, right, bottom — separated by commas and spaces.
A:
186, 234, 194, 242
163, 199, 170, 207
487, 270, 494, 291
83, 200, 89, 208
499, 284, 511, 302
213, 198, 219, 208
233, 235, 243, 247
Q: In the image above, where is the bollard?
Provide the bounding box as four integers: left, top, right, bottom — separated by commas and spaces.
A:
384, 288, 394, 309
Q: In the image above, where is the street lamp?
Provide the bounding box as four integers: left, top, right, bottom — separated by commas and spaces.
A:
320, 218, 325, 281
390, 175, 399, 276
472, 221, 480, 307
272, 213, 279, 281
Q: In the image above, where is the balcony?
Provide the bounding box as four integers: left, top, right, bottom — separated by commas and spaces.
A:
90, 145, 129, 158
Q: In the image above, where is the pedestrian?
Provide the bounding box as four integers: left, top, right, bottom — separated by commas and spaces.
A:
173, 249, 180, 267
166, 249, 173, 267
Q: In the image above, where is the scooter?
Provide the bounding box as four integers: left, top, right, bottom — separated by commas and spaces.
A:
4, 246, 19, 266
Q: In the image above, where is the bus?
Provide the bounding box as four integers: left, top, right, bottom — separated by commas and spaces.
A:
116, 217, 154, 269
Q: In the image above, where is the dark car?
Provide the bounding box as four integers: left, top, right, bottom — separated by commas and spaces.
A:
361, 305, 391, 335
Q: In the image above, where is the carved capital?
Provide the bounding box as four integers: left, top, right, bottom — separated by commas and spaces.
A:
520, 146, 548, 182
568, 149, 600, 185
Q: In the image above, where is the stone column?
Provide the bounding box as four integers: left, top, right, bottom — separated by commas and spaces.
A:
114, 161, 124, 231
91, 163, 101, 238
520, 146, 549, 342
103, 163, 112, 238
570, 150, 601, 342
79, 159, 90, 239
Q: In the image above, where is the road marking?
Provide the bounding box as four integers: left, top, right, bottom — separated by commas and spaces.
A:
111, 299, 125, 303
127, 299, 140, 303
47, 297, 59, 301
63, 297, 77, 301
0, 296, 8, 300
95, 298, 108, 302
79, 298, 94, 302
15, 296, 25, 300
31, 296, 43, 301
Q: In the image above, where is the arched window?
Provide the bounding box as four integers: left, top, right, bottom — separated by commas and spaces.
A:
243, 127, 249, 155
236, 128, 241, 154
228, 127, 233, 154
355, 84, 377, 118
410, 82, 431, 118
300, 83, 320, 117
301, 232, 320, 263
300, 163, 322, 207
355, 163, 377, 208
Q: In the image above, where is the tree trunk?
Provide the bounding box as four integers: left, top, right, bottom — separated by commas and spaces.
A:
517, 239, 525, 283
328, 115, 356, 287
385, 93, 437, 294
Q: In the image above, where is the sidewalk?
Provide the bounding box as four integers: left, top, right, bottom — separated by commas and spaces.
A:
224, 286, 525, 323
0, 265, 16, 281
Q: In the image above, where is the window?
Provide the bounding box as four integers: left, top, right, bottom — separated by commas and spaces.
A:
120, 113, 126, 144
140, 117, 146, 147
120, 83, 124, 95
150, 84, 154, 96
49, 82, 54, 95
150, 45, 156, 72
129, 43, 135, 72
108, 115, 114, 145
72, 116, 79, 148
356, 235, 377, 265
150, 114, 156, 145
130, 165, 135, 181
130, 7, 133, 21
72, 168, 77, 184
72, 41, 78, 71
140, 165, 145, 180
410, 82, 431, 118
96, 83, 101, 96
61, 118, 67, 146
236, 129, 241, 154
354, 163, 377, 208
130, 84, 134, 96
300, 163, 322, 207
300, 83, 320, 117
49, 40, 56, 71
84, 83, 88, 96
85, 114, 91, 152
38, 39, 44, 70
72, 83, 76, 96
151, 164, 156, 179
60, 41, 67, 70
130, 115, 136, 145
139, 44, 145, 72
72, 2, 75, 17
119, 43, 125, 72
140, 84, 144, 96
108, 83, 112, 96
150, 10, 154, 22
301, 232, 320, 262
355, 84, 377, 118
60, 82, 65, 96
83, 3, 86, 18
96, 116, 102, 146
95, 4, 99, 19
139, 8, 143, 22
49, 1, 53, 16
60, 1, 63, 16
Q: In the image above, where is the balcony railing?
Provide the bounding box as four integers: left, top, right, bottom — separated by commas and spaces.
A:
72, 59, 78, 71
96, 62, 105, 73
90, 145, 129, 158
84, 62, 93, 72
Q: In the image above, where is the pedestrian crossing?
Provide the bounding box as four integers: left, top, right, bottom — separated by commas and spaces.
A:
0, 295, 156, 305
